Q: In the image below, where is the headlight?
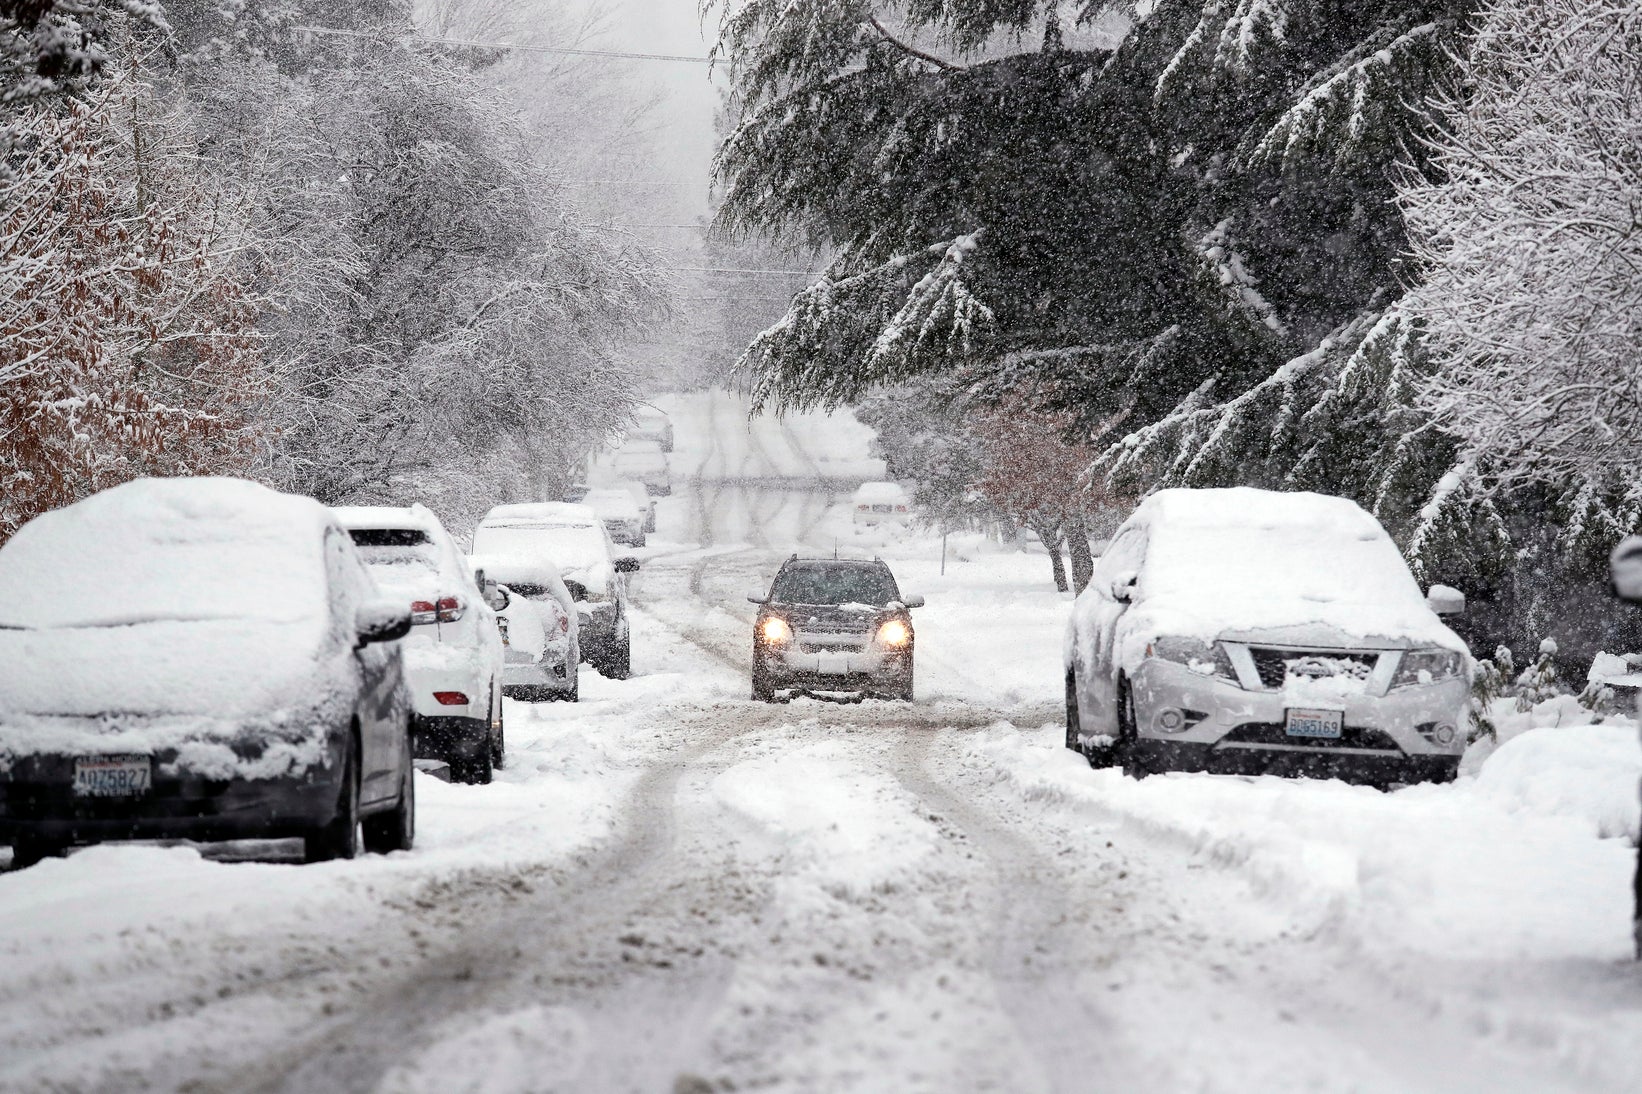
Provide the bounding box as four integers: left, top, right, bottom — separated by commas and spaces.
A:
760, 617, 793, 646
1391, 648, 1465, 689
876, 619, 912, 647
1146, 636, 1237, 681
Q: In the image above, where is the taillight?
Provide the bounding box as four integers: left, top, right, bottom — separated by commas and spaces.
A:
433, 691, 470, 706
895, 505, 907, 512
436, 596, 464, 622
410, 600, 437, 625
411, 596, 465, 624
857, 504, 870, 510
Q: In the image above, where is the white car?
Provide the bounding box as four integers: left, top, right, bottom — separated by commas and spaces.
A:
851, 481, 911, 528
614, 478, 657, 534
470, 553, 581, 702
1064, 488, 1471, 787
582, 487, 647, 547
473, 504, 640, 679
613, 441, 670, 497
0, 478, 415, 866
630, 406, 673, 452
334, 505, 505, 785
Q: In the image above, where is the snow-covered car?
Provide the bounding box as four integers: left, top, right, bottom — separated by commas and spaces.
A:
0, 478, 416, 868
851, 481, 912, 528
630, 406, 674, 452
614, 478, 657, 534
334, 505, 505, 785
473, 504, 639, 679
1064, 487, 1472, 786
748, 557, 924, 702
581, 487, 647, 547
613, 441, 670, 497
469, 553, 580, 702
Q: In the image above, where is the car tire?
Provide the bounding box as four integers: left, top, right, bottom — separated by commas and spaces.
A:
491, 696, 506, 770
452, 736, 494, 785
894, 661, 915, 702
1069, 671, 1119, 769
9, 837, 68, 870
752, 656, 775, 702
362, 745, 415, 854
1116, 676, 1152, 780
306, 734, 361, 862
602, 634, 632, 680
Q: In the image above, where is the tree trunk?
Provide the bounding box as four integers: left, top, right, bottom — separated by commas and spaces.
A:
1029, 514, 1068, 592
1065, 512, 1094, 594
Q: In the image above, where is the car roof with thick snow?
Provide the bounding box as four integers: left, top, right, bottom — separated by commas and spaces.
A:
1111, 487, 1463, 650
851, 481, 908, 503
581, 488, 643, 518
479, 502, 600, 527
332, 503, 443, 537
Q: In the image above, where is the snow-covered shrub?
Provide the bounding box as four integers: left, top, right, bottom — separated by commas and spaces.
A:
1469, 647, 1511, 743
1514, 639, 1562, 712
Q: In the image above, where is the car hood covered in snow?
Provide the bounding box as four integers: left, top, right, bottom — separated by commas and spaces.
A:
1116, 488, 1466, 658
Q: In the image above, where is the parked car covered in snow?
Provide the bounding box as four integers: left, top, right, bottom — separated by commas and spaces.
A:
473, 503, 639, 679
613, 441, 670, 497
614, 478, 657, 534
630, 405, 674, 452
0, 479, 416, 867
851, 481, 911, 528
581, 486, 648, 547
1064, 488, 1471, 786
748, 556, 924, 702
334, 505, 504, 785
469, 553, 580, 702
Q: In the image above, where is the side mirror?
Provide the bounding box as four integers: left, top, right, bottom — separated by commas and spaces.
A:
1110, 570, 1138, 603
1612, 535, 1642, 602
356, 599, 412, 647
899, 594, 926, 609
614, 556, 641, 574
484, 581, 509, 611
1427, 584, 1465, 616
746, 589, 768, 605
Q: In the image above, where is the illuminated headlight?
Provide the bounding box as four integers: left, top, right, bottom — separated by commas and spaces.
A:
1146, 636, 1237, 682
1391, 649, 1466, 689
760, 617, 793, 646
876, 619, 912, 647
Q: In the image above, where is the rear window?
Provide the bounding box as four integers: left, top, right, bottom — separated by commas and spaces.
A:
347, 528, 440, 575
771, 564, 900, 607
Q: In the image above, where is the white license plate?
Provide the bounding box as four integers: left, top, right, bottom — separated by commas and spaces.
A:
1285, 709, 1344, 739
73, 755, 152, 797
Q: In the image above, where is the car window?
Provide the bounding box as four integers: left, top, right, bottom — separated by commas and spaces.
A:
770, 564, 900, 606
1093, 528, 1146, 586
347, 528, 441, 576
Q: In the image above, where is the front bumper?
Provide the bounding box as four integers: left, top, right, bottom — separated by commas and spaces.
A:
758, 642, 912, 693
0, 744, 344, 845
1125, 658, 1468, 781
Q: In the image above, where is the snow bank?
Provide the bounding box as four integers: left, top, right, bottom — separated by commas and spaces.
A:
1473, 724, 1641, 840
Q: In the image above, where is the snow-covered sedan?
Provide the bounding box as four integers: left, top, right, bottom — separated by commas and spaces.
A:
473, 504, 639, 679
470, 553, 580, 702
630, 405, 674, 452
1064, 488, 1471, 786
613, 441, 670, 497
334, 505, 505, 785
851, 481, 912, 529
581, 486, 647, 547
0, 479, 416, 868
749, 557, 924, 702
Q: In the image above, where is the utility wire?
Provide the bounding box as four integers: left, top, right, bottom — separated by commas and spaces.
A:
297, 24, 713, 64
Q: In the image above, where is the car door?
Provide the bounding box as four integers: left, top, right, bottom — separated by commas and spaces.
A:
325, 527, 405, 805
1077, 527, 1148, 733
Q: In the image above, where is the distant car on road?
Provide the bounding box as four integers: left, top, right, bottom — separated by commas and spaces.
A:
614, 441, 670, 497
334, 505, 505, 785
851, 481, 911, 528
473, 503, 640, 679
582, 486, 647, 547
748, 556, 924, 702
0, 478, 416, 867
1064, 487, 1471, 786
469, 553, 581, 702
615, 478, 658, 534
630, 406, 674, 452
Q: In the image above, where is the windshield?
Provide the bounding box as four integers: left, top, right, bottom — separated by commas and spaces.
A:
473, 521, 608, 573
770, 564, 899, 607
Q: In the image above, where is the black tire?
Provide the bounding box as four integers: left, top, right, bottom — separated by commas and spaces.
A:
1069, 671, 1119, 769
634, 533, 647, 548
1633, 840, 1641, 960
602, 632, 632, 680
362, 747, 415, 854
752, 654, 775, 702
491, 694, 505, 770
306, 735, 361, 862
452, 737, 494, 785
894, 661, 915, 702
1116, 677, 1152, 779
9, 837, 68, 870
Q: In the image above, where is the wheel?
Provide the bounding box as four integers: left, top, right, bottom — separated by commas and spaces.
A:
1116, 677, 1151, 779
752, 654, 775, 702
306, 735, 361, 862
634, 533, 647, 548
603, 633, 631, 680
8, 837, 68, 870
362, 748, 415, 854
894, 661, 915, 702
1069, 671, 1119, 769
491, 694, 505, 770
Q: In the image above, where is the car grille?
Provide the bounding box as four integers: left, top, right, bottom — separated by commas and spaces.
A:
1217, 722, 1403, 753
1248, 647, 1379, 690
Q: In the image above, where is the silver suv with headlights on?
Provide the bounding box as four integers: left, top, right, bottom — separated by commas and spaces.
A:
1064, 488, 1472, 787
748, 557, 924, 702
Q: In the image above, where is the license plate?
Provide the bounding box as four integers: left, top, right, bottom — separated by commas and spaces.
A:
1285, 709, 1344, 739
72, 755, 152, 797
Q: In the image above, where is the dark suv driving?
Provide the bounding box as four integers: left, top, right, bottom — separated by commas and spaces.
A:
747, 557, 924, 702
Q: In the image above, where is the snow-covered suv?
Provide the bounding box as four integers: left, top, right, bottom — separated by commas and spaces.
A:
1064, 488, 1471, 786
335, 505, 505, 785
749, 557, 924, 702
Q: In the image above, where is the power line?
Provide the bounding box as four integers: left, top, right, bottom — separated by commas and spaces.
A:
298, 24, 713, 65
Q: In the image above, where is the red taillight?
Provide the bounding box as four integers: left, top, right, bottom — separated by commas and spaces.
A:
857, 504, 870, 510
410, 600, 437, 625
436, 596, 465, 622
411, 596, 465, 624
895, 505, 907, 512
433, 691, 470, 706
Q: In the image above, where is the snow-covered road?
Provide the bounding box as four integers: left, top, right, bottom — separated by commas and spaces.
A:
3, 391, 1640, 1093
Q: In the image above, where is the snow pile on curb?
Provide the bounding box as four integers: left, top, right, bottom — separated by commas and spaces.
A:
1472, 723, 1640, 840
